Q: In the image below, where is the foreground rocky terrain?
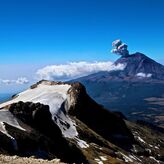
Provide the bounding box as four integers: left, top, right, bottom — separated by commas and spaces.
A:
0, 154, 61, 164
0, 80, 163, 163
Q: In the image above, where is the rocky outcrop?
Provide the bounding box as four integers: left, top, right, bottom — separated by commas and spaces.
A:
0, 80, 163, 163
68, 82, 134, 149
8, 101, 87, 163
9, 102, 62, 139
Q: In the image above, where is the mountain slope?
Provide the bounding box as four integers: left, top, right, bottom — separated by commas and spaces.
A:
0, 80, 163, 163
71, 53, 164, 128
115, 52, 164, 80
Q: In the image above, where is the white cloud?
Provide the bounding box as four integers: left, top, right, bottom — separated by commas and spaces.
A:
0, 77, 29, 85
36, 61, 125, 81
15, 77, 29, 84
1, 79, 14, 85
136, 72, 152, 78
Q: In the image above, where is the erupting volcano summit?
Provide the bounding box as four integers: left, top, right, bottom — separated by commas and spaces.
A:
111, 39, 129, 57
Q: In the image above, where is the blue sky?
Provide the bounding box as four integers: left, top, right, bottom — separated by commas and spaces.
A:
0, 0, 164, 93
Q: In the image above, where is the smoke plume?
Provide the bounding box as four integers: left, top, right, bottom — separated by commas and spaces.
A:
111, 39, 129, 56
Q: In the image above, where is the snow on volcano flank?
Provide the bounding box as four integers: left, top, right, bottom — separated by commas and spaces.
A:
0, 81, 78, 139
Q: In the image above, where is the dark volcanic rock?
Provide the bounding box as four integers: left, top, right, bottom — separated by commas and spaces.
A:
68, 83, 134, 149
8, 101, 87, 163
9, 101, 62, 139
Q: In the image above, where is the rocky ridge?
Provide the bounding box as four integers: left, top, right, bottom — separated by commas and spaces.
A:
0, 80, 163, 163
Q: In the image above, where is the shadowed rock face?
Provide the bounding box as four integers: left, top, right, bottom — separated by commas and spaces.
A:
68, 83, 134, 149
9, 102, 62, 139
8, 101, 87, 163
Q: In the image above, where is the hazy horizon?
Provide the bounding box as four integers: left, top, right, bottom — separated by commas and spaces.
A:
0, 0, 164, 93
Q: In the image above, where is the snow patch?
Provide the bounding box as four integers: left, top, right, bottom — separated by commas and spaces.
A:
149, 156, 160, 163
129, 155, 142, 162
100, 156, 107, 161
75, 137, 89, 148
0, 122, 18, 150
149, 144, 153, 147
133, 132, 146, 144
137, 136, 146, 144
0, 83, 78, 139
120, 153, 133, 163
0, 109, 25, 131
95, 158, 104, 164
155, 146, 159, 149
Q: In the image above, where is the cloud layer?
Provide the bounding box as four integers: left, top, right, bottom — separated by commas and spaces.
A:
0, 77, 29, 85
36, 61, 125, 81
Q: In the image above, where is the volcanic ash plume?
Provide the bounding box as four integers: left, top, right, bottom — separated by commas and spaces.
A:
111, 39, 129, 56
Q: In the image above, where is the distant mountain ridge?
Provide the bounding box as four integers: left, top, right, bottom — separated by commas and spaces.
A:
74, 52, 164, 82
114, 52, 164, 80
72, 52, 164, 128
